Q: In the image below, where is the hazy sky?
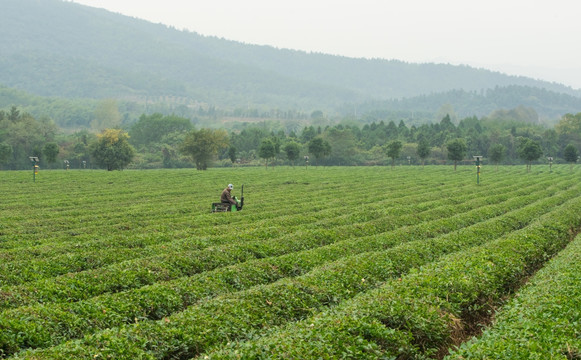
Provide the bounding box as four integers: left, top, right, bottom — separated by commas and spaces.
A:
70, 0, 581, 89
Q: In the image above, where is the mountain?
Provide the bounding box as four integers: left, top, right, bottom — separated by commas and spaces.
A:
1, 0, 580, 126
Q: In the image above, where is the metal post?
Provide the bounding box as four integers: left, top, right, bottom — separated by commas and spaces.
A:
29, 156, 39, 182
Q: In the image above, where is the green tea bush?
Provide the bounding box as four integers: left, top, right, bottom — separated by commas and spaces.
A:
446, 233, 581, 359
1, 167, 579, 359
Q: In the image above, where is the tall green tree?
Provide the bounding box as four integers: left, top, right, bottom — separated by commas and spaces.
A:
228, 146, 237, 164
308, 137, 331, 167
325, 127, 358, 165
300, 126, 317, 144
91, 129, 135, 171
283, 141, 301, 167
129, 113, 192, 147
517, 137, 543, 172
0, 108, 47, 169
563, 144, 579, 171
488, 143, 506, 170
446, 138, 467, 170
179, 128, 228, 170
42, 142, 59, 168
270, 136, 281, 165
386, 140, 402, 169
258, 138, 276, 169
555, 113, 581, 149
416, 137, 430, 167
69, 130, 95, 169
0, 142, 13, 169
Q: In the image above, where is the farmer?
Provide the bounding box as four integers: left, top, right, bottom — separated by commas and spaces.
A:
220, 184, 237, 205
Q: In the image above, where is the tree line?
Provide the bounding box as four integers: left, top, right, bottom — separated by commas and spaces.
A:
1, 106, 580, 171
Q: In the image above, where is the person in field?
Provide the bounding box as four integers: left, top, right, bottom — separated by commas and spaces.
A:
221, 184, 237, 205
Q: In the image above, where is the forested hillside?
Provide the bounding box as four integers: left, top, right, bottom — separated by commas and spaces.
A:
1, 0, 580, 126
358, 86, 581, 126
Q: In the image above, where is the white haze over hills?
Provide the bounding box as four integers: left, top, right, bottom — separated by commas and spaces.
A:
70, 0, 581, 89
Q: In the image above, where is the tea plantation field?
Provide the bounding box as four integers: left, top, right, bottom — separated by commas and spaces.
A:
1, 166, 580, 359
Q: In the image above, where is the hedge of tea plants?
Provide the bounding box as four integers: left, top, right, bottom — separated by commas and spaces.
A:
0, 166, 579, 359
201, 196, 581, 359
446, 233, 581, 360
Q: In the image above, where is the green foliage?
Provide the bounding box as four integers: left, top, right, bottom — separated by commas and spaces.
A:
90, 129, 136, 171
179, 128, 228, 170
42, 142, 59, 166
1, 168, 580, 358
563, 144, 579, 164
446, 138, 467, 170
1, 105, 577, 170
229, 126, 269, 157
0, 142, 13, 168
258, 138, 276, 168
0, 85, 97, 128
67, 130, 96, 169
283, 141, 301, 166
365, 89, 581, 124
0, 106, 57, 169
204, 189, 581, 359
300, 126, 317, 143
386, 140, 402, 168
416, 137, 430, 165
310, 110, 324, 119
3, 0, 581, 126
91, 99, 121, 131
488, 143, 506, 166
556, 112, 581, 150
228, 145, 237, 163
447, 234, 581, 359
129, 113, 192, 147
517, 137, 543, 172
308, 137, 331, 166
324, 127, 359, 165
